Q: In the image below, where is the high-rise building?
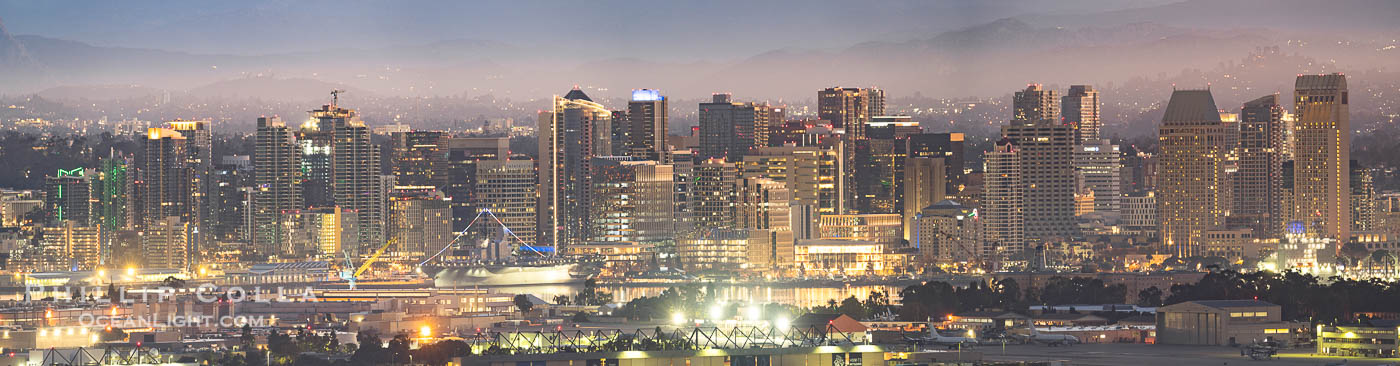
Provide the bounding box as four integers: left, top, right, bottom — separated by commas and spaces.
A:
139, 127, 191, 226
740, 146, 844, 215
390, 131, 448, 189
1157, 89, 1230, 257
142, 216, 189, 270
1013, 84, 1059, 125
867, 116, 922, 139
628, 89, 668, 161
817, 214, 902, 247
387, 186, 452, 261
1351, 160, 1376, 232
1001, 123, 1076, 242
309, 103, 387, 252
698, 93, 778, 162
539, 88, 612, 250
443, 137, 508, 230
691, 158, 739, 230
211, 156, 250, 243
983, 139, 1024, 258
44, 168, 91, 226
164, 120, 213, 249
1075, 139, 1122, 218
589, 158, 675, 244
818, 87, 884, 213
913, 200, 982, 266
40, 222, 101, 271
1235, 94, 1286, 238
1293, 73, 1350, 241
903, 157, 946, 241
296, 116, 335, 209
473, 159, 539, 247
253, 116, 301, 256
1062, 85, 1101, 143
280, 207, 359, 258
817, 87, 884, 139
906, 133, 965, 200
1122, 191, 1157, 235
852, 137, 906, 214
739, 177, 793, 271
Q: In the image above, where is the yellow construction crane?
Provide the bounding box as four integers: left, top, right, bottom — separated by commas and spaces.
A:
341, 238, 396, 290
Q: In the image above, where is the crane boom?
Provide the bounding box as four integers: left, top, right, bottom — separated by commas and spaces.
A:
353, 238, 396, 278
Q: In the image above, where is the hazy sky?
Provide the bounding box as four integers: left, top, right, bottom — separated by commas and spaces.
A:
0, 0, 1178, 57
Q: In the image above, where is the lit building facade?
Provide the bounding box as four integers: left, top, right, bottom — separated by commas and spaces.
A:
1292, 74, 1350, 241
1157, 89, 1229, 258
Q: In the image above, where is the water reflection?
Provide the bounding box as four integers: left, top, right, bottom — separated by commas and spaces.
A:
485, 283, 909, 307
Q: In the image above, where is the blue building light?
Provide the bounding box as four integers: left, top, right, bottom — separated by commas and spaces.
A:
631, 89, 663, 101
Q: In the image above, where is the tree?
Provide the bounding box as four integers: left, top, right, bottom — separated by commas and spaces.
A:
514, 294, 535, 314
553, 294, 572, 306
1137, 286, 1164, 307
836, 296, 867, 320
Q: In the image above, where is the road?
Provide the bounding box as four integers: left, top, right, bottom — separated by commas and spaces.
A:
978, 343, 1400, 366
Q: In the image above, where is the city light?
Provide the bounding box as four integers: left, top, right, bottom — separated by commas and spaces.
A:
420, 325, 432, 338
746, 305, 762, 321
671, 312, 686, 326
775, 316, 791, 331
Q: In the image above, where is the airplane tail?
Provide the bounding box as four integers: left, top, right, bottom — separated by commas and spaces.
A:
928, 327, 942, 337
1027, 323, 1039, 336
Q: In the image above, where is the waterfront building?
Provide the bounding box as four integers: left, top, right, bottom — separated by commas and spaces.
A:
1235, 95, 1286, 238
43, 168, 91, 226
473, 159, 539, 247
1062, 85, 1101, 143
539, 88, 612, 250
1158, 89, 1229, 257
698, 93, 779, 162
628, 89, 668, 161
1293, 74, 1350, 241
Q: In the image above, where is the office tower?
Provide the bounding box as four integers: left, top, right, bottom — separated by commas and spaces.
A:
819, 87, 883, 213
817, 214, 903, 247
670, 149, 696, 235
906, 133, 966, 200
867, 116, 922, 139
1013, 84, 1059, 125
296, 115, 335, 208
281, 207, 359, 258
312, 103, 386, 251
1074, 139, 1122, 218
1001, 122, 1076, 243
44, 168, 91, 225
983, 138, 1024, 257
93, 156, 134, 264
698, 93, 777, 162
692, 158, 739, 230
817, 87, 884, 139
1157, 89, 1230, 258
589, 158, 674, 244
139, 127, 191, 225
739, 178, 794, 270
40, 222, 101, 271
1235, 94, 1286, 238
143, 216, 189, 270
390, 131, 448, 189
1351, 160, 1376, 232
678, 229, 748, 271
628, 89, 668, 161
474, 159, 539, 248
1281, 160, 1296, 231
443, 137, 508, 230
539, 88, 613, 250
1293, 74, 1350, 240
211, 156, 250, 242
853, 137, 906, 214
913, 200, 982, 266
388, 186, 452, 261
610, 109, 630, 156
1062, 85, 1101, 143
253, 116, 301, 255
740, 146, 844, 215
903, 157, 946, 241
1122, 192, 1157, 234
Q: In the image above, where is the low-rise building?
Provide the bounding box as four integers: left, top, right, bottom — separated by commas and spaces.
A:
1317, 319, 1400, 358
1156, 300, 1306, 346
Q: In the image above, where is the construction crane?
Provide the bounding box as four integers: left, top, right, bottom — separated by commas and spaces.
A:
330, 89, 345, 106
339, 238, 396, 290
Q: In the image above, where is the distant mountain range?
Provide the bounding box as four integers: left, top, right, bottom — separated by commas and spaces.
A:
2, 0, 1396, 101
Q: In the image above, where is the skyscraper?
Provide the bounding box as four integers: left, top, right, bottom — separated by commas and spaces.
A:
1293, 73, 1350, 241
44, 168, 91, 225
1001, 122, 1076, 242
473, 159, 539, 247
818, 87, 884, 213
628, 89, 668, 161
1062, 85, 1101, 143
93, 156, 134, 232
316, 103, 386, 251
443, 137, 508, 230
1235, 94, 1286, 238
589, 158, 674, 244
539, 88, 613, 250
1157, 89, 1229, 258
1350, 160, 1376, 232
139, 127, 191, 225
698, 93, 777, 162
390, 131, 447, 189
906, 133, 965, 199
983, 138, 1024, 259
165, 120, 213, 250
1074, 139, 1122, 218
1013, 84, 1059, 125
253, 116, 301, 256
852, 137, 906, 214
211, 156, 250, 243
692, 158, 739, 230
902, 157, 946, 241
387, 186, 452, 261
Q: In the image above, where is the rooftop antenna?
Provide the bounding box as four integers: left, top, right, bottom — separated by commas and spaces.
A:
331, 89, 345, 106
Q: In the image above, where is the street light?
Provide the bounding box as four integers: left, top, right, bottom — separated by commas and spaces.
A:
746, 305, 762, 321
671, 312, 686, 326
775, 315, 791, 331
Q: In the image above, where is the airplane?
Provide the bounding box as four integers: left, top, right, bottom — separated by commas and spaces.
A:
904, 326, 980, 350
1021, 324, 1080, 346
